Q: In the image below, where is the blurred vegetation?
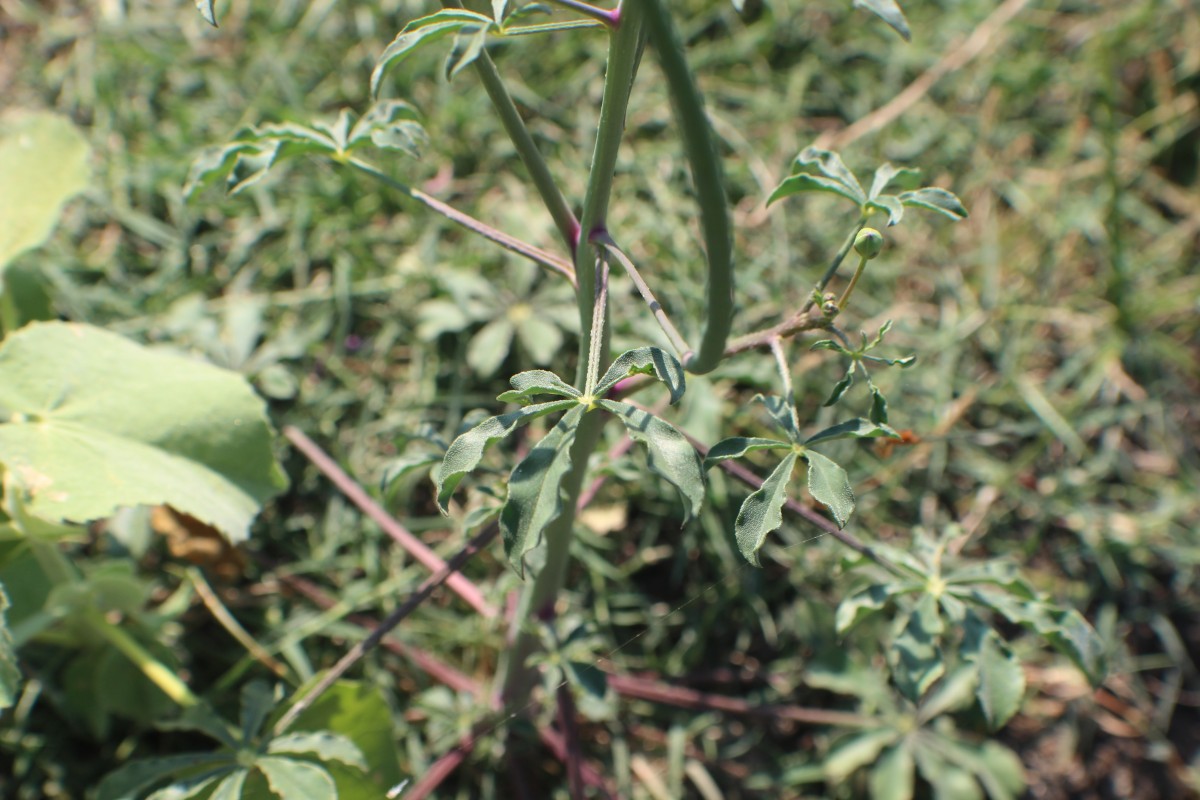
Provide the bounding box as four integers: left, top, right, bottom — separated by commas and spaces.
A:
1, 0, 1198, 797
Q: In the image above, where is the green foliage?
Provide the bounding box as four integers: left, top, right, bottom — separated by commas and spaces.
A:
0, 322, 288, 542
95, 681, 373, 800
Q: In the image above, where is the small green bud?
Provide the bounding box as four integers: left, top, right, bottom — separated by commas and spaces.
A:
854, 228, 883, 259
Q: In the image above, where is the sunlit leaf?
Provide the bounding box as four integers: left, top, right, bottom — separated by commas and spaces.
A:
733, 451, 798, 566
869, 163, 922, 199
434, 399, 576, 511
0, 111, 90, 273
899, 187, 968, 221
371, 11, 495, 96
598, 400, 705, 522
703, 436, 791, 467
803, 450, 854, 528
0, 322, 287, 543
869, 743, 915, 800
805, 418, 899, 447
853, 0, 912, 41
496, 370, 580, 404
467, 317, 515, 376
594, 347, 686, 404
891, 593, 944, 701
835, 582, 912, 634
975, 631, 1025, 730
256, 756, 336, 800
194, 0, 217, 26
269, 732, 367, 771
501, 406, 585, 575
95, 753, 236, 800
445, 24, 492, 81
825, 727, 901, 783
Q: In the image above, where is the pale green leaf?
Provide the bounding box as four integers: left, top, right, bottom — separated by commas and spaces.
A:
770, 147, 866, 207
918, 663, 979, 721
594, 347, 686, 404
976, 632, 1025, 730
598, 400, 705, 523
899, 187, 968, 220
194, 0, 217, 26
825, 728, 901, 783
500, 405, 585, 576
891, 593, 945, 702
703, 436, 791, 467
146, 771, 226, 800
444, 24, 492, 81
240, 680, 276, 742
466, 317, 515, 376
210, 771, 249, 800
767, 173, 864, 207
434, 399, 576, 511
371, 11, 495, 96
0, 111, 90, 272
835, 582, 912, 635
255, 756, 336, 800
803, 450, 854, 528
868, 195, 905, 227
492, 0, 508, 21
268, 732, 367, 771
853, 0, 912, 41
515, 314, 564, 366
805, 418, 899, 447
733, 452, 798, 566
496, 370, 580, 404
0, 322, 288, 543
869, 163, 921, 199
869, 743, 915, 800
752, 393, 801, 442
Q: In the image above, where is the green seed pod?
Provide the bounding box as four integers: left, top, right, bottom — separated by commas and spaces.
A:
854, 227, 884, 259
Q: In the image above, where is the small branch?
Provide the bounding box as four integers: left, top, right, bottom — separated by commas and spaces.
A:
608, 673, 874, 728
405, 733, 476, 800
538, 728, 616, 797
545, 0, 619, 26
556, 683, 586, 800
442, 0, 581, 251
723, 305, 831, 357
837, 253, 870, 311
188, 568, 289, 678
598, 236, 693, 360
802, 218, 866, 313
273, 522, 500, 735
346, 158, 575, 285
284, 426, 497, 619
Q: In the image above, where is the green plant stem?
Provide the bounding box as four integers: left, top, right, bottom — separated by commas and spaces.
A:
500, 5, 646, 709
346, 157, 575, 285
599, 237, 692, 360
441, 0, 580, 251
803, 216, 868, 312
85, 608, 200, 707
545, 0, 619, 26
645, 0, 733, 375
837, 253, 871, 310
584, 258, 611, 395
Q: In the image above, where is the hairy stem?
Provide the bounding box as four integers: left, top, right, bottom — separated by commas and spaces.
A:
500, 4, 646, 709
584, 257, 611, 395
599, 237, 692, 359
645, 0, 734, 375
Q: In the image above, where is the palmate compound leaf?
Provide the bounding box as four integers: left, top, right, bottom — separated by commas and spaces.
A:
594, 347, 686, 404
0, 322, 287, 543
434, 399, 577, 511
371, 10, 495, 96
501, 405, 585, 576
597, 400, 705, 522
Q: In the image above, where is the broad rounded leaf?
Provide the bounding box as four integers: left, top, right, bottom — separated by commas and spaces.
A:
803, 450, 854, 528
434, 399, 576, 511
515, 314, 564, 366
268, 732, 367, 771
466, 317, 515, 376
595, 347, 686, 404
501, 406, 585, 576
733, 452, 798, 567
0, 322, 288, 543
976, 632, 1025, 730
853, 0, 912, 41
598, 400, 705, 522
899, 187, 968, 221
371, 11, 495, 96
0, 110, 90, 272
704, 436, 791, 467
255, 756, 336, 800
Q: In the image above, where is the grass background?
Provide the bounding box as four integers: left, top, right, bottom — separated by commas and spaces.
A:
2, 0, 1198, 796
